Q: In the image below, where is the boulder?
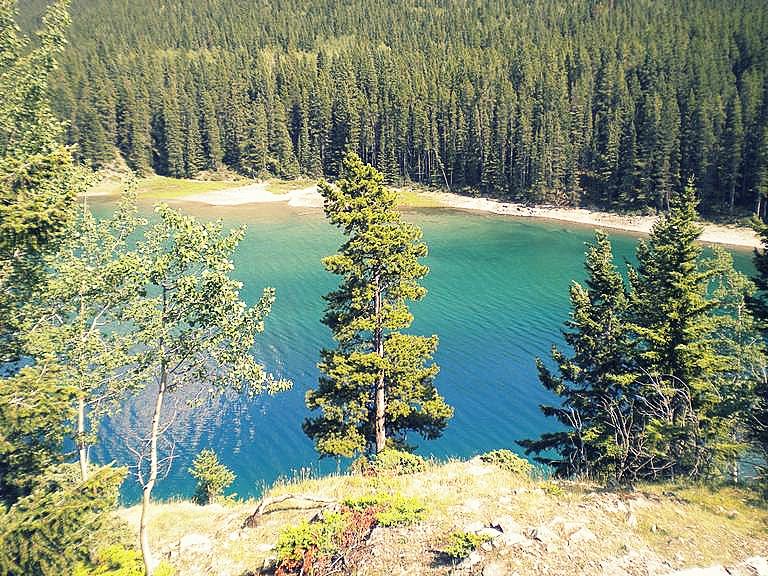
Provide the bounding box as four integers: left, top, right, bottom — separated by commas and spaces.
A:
660, 566, 730, 576
530, 525, 559, 545
568, 526, 597, 544
491, 515, 523, 536
483, 561, 508, 576
458, 551, 482, 570
178, 533, 212, 555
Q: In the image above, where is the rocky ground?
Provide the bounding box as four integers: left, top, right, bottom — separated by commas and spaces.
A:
119, 458, 768, 576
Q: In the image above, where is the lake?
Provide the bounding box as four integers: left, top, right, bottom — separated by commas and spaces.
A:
90, 200, 754, 502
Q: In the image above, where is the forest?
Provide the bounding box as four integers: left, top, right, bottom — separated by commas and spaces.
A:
17, 0, 768, 216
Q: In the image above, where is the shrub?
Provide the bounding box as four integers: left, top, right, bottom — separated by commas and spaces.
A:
441, 531, 491, 561
479, 449, 532, 476
275, 513, 346, 563
343, 493, 426, 526
73, 545, 175, 576
275, 492, 426, 575
188, 449, 235, 504
350, 449, 427, 476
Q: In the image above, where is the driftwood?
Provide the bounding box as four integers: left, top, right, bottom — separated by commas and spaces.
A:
243, 494, 338, 528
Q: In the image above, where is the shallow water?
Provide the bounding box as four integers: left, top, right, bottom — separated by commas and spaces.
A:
88, 200, 753, 502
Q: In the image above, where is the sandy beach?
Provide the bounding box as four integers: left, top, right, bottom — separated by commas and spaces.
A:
180, 183, 762, 249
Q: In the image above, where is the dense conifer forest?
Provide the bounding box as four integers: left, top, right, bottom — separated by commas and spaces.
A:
19, 0, 768, 215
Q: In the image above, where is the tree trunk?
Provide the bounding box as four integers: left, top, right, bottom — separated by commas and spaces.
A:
373, 272, 386, 453
141, 286, 167, 576
140, 368, 165, 576
77, 396, 88, 480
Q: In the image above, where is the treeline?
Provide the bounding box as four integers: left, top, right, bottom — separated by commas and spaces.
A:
24, 0, 768, 215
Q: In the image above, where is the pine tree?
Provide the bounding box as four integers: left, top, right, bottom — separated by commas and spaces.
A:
304, 152, 452, 457
519, 231, 638, 482
627, 180, 735, 478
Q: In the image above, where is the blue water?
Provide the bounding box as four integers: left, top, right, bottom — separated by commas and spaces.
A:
89, 200, 753, 502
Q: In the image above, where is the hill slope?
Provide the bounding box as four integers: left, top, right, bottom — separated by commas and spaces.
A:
121, 458, 768, 575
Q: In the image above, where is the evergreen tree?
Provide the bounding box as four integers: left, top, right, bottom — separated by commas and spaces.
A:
627, 180, 737, 477
304, 152, 452, 457
519, 231, 639, 482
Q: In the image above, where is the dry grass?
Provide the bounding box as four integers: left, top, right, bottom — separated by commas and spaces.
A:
116, 459, 768, 576
265, 178, 316, 194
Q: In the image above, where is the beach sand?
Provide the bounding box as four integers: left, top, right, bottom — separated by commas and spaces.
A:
180, 184, 761, 249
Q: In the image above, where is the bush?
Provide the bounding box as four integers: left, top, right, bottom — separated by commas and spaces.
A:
441, 531, 491, 561
275, 492, 426, 574
73, 545, 175, 576
350, 449, 427, 476
188, 449, 235, 504
479, 449, 532, 476
343, 493, 426, 526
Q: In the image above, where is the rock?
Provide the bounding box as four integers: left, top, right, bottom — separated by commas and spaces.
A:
626, 512, 638, 527
260, 556, 277, 574
660, 566, 730, 576
491, 515, 523, 535
458, 551, 482, 569
734, 557, 768, 576
483, 561, 508, 576
500, 532, 532, 547
254, 543, 274, 553
481, 540, 494, 552
530, 525, 559, 544
464, 521, 485, 533
178, 533, 212, 554
477, 527, 503, 539
461, 499, 483, 513
568, 526, 597, 544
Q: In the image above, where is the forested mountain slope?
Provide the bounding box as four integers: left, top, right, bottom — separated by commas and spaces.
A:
24, 0, 768, 215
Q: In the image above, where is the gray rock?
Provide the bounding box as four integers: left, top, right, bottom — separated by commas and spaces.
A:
477, 527, 503, 539
491, 514, 523, 536
568, 526, 597, 544
483, 561, 508, 576
500, 532, 531, 547
661, 566, 730, 576
530, 525, 559, 544
178, 533, 212, 554
745, 557, 768, 576
464, 521, 485, 533
458, 551, 483, 569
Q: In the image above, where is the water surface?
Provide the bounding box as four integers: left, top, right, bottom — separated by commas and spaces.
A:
90, 200, 753, 501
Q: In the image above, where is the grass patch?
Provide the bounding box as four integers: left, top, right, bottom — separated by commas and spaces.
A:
395, 188, 443, 208
265, 178, 316, 194
87, 175, 251, 200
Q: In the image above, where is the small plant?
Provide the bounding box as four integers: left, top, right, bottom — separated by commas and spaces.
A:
441, 531, 491, 561
188, 449, 235, 504
275, 492, 426, 575
344, 493, 426, 526
479, 449, 532, 476
350, 449, 427, 476
541, 480, 564, 496
73, 545, 175, 576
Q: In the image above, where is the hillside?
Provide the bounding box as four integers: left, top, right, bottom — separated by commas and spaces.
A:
120, 457, 768, 576
21, 0, 768, 216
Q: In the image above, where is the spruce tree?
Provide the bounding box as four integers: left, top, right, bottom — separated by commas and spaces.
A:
627, 180, 735, 477
304, 152, 452, 457
519, 231, 638, 482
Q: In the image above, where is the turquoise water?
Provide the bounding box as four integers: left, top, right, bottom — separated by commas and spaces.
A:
90, 200, 753, 501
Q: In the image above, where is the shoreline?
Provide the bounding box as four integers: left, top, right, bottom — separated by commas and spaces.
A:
177, 183, 762, 250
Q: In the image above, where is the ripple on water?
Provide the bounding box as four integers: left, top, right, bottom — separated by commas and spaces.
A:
90, 203, 754, 502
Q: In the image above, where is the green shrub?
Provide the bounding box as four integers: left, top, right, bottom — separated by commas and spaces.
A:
479, 449, 532, 476
188, 449, 235, 504
72, 545, 176, 576
351, 449, 427, 476
541, 480, 564, 496
275, 513, 346, 563
441, 531, 491, 561
343, 493, 426, 526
